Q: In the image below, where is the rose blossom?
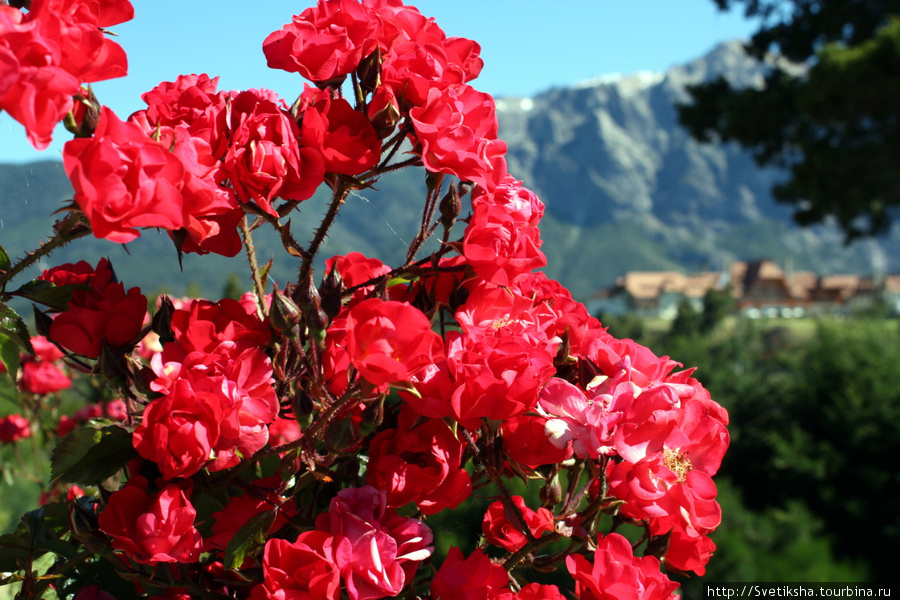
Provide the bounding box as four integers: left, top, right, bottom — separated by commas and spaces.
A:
0, 7, 79, 149
315, 486, 433, 600
299, 85, 381, 175
566, 533, 679, 600
430, 547, 509, 600
250, 532, 341, 600
344, 298, 444, 388
63, 106, 185, 243
482, 495, 555, 552
43, 258, 148, 358
409, 84, 507, 187
132, 377, 225, 479
98, 478, 202, 565
366, 407, 471, 514
18, 336, 71, 395
263, 0, 381, 83
0, 414, 31, 444
222, 89, 325, 216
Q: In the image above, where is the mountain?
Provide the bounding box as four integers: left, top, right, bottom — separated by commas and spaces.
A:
494, 39, 897, 297
1, 41, 896, 301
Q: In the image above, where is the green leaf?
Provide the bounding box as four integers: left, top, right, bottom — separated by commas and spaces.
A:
223, 509, 277, 570
0, 302, 33, 353
11, 280, 84, 311
0, 533, 31, 572
50, 425, 137, 486
0, 244, 10, 273
0, 329, 21, 382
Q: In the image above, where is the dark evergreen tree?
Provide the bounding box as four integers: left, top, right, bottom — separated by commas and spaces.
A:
679, 1, 900, 240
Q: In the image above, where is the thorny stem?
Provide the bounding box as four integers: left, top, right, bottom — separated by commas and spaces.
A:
377, 121, 412, 170
342, 243, 461, 299
246, 207, 312, 260
299, 179, 351, 287
0, 212, 91, 288
460, 428, 545, 566
405, 173, 443, 265
240, 216, 268, 320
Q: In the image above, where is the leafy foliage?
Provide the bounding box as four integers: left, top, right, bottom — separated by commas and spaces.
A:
679, 1, 900, 240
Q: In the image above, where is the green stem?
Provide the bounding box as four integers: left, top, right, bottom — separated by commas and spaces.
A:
299, 180, 350, 287
239, 216, 268, 320
0, 213, 91, 288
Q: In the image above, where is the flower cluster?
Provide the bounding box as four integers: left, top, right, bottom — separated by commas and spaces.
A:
0, 0, 132, 149
0, 1, 730, 599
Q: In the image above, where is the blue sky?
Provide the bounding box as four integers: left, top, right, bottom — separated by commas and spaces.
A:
1, 0, 757, 163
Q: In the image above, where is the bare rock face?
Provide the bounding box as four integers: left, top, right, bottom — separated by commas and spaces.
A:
494, 41, 897, 295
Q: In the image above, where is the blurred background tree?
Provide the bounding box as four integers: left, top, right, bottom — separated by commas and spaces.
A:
678, 0, 900, 240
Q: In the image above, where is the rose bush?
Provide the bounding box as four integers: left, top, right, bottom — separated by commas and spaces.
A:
0, 1, 729, 599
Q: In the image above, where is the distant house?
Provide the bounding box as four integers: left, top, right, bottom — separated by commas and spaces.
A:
731, 260, 808, 318
588, 259, 900, 319
587, 270, 723, 319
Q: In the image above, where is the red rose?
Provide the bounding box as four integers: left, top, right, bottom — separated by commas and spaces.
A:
26, 0, 131, 84
372, 4, 482, 108
344, 298, 443, 388
136, 73, 229, 157
366, 407, 471, 514
324, 251, 392, 307
462, 203, 546, 287
72, 585, 116, 600
0, 414, 31, 444
223, 89, 325, 216
263, 0, 380, 83
409, 84, 507, 185
169, 297, 271, 353
205, 477, 294, 553
430, 547, 509, 600
497, 584, 567, 600
132, 377, 225, 479
98, 478, 202, 565
607, 456, 722, 540
500, 414, 571, 469
299, 87, 381, 175
63, 106, 185, 243
446, 332, 555, 428
482, 495, 555, 552
45, 258, 147, 358
251, 532, 341, 600
0, 8, 79, 149
566, 533, 679, 600
19, 359, 71, 395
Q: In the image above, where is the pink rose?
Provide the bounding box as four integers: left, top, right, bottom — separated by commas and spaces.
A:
316, 486, 433, 600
